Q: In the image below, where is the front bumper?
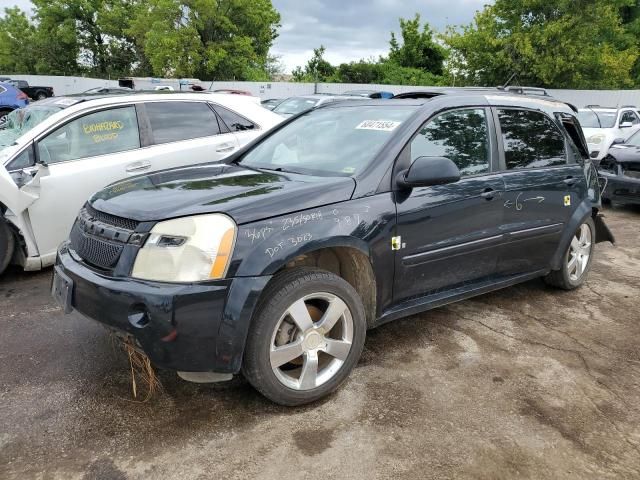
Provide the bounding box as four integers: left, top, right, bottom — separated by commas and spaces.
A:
602, 173, 640, 205
55, 243, 271, 374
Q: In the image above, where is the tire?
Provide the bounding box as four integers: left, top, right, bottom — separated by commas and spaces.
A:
544, 217, 595, 290
0, 109, 11, 125
36, 92, 47, 101
242, 267, 366, 406
0, 216, 15, 275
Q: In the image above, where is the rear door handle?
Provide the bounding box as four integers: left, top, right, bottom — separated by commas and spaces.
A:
480, 188, 496, 200
216, 144, 236, 153
563, 176, 577, 186
126, 161, 152, 173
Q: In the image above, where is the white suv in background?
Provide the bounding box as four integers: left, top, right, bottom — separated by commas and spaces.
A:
577, 106, 640, 161
0, 92, 282, 274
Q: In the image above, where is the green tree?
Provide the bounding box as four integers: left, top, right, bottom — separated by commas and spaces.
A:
389, 14, 447, 75
444, 0, 638, 88
291, 45, 336, 82
0, 7, 38, 74
129, 0, 281, 80
31, 0, 143, 77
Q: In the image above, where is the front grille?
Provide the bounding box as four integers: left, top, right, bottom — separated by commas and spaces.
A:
69, 204, 139, 271
85, 203, 139, 231
70, 225, 124, 270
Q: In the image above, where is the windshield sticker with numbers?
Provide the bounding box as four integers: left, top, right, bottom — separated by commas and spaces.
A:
355, 120, 401, 131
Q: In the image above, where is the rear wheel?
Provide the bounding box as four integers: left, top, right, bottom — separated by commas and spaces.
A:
0, 217, 15, 275
35, 92, 47, 101
544, 218, 595, 290
243, 268, 366, 406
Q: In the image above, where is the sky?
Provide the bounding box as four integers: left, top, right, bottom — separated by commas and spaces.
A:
270, 0, 489, 72
5, 0, 489, 73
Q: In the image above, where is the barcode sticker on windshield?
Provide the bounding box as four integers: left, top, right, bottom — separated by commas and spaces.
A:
356, 120, 401, 131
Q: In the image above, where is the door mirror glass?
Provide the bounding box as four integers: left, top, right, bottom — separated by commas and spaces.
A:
611, 137, 626, 145
397, 156, 461, 188
620, 121, 633, 129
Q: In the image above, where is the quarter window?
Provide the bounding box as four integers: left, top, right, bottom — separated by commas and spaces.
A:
498, 109, 566, 169
410, 109, 491, 176
37, 106, 140, 164
214, 105, 256, 132
146, 102, 221, 145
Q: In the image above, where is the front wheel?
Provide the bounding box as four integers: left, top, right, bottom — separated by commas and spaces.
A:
544, 218, 595, 290
0, 217, 15, 275
243, 268, 366, 406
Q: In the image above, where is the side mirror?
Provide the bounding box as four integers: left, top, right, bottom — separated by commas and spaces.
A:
620, 121, 633, 129
611, 137, 626, 146
397, 156, 461, 188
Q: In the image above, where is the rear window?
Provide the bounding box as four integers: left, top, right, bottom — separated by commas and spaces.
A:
146, 101, 220, 145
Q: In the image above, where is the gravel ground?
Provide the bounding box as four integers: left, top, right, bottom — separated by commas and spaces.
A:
0, 205, 638, 480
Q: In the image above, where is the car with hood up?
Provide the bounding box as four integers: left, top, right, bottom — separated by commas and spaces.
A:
598, 129, 640, 205
0, 93, 282, 275
577, 106, 640, 161
53, 91, 613, 406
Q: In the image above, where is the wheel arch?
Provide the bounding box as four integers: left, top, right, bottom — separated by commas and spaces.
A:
549, 199, 594, 271
267, 241, 378, 327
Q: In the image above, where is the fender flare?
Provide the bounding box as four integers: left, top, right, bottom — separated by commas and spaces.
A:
549, 199, 592, 271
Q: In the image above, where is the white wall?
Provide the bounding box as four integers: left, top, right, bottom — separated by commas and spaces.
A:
4, 75, 640, 108
1, 75, 118, 95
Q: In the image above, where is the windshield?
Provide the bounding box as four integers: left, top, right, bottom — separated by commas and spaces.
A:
239, 105, 416, 177
273, 97, 320, 116
625, 130, 640, 146
577, 110, 617, 128
0, 104, 63, 148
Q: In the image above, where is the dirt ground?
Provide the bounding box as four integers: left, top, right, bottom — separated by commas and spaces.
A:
0, 205, 638, 480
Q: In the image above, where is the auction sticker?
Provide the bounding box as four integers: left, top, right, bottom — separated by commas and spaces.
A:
356, 120, 401, 131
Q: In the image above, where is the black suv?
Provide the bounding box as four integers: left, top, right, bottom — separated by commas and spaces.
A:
53, 92, 614, 406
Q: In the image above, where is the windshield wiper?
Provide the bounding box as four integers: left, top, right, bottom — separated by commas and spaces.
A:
258, 166, 307, 175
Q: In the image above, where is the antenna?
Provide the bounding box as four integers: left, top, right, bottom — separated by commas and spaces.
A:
499, 72, 517, 89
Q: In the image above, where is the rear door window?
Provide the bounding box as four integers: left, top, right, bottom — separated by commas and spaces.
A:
145, 101, 221, 144
498, 109, 567, 169
213, 105, 256, 132
37, 106, 140, 164
410, 108, 491, 176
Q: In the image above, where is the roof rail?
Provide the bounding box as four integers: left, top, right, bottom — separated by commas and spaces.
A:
501, 86, 549, 96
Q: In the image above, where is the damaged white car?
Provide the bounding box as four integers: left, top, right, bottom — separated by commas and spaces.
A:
0, 93, 282, 274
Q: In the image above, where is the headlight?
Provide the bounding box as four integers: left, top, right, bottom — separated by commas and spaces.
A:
587, 134, 605, 145
132, 214, 236, 282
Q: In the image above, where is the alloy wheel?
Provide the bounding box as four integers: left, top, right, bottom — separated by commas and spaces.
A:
269, 292, 354, 391
568, 223, 592, 281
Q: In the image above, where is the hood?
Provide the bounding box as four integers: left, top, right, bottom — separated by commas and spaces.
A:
608, 144, 640, 164
90, 163, 356, 225
581, 128, 612, 142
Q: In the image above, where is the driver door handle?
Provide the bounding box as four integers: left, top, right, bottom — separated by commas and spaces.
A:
480, 188, 496, 200
126, 160, 152, 173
